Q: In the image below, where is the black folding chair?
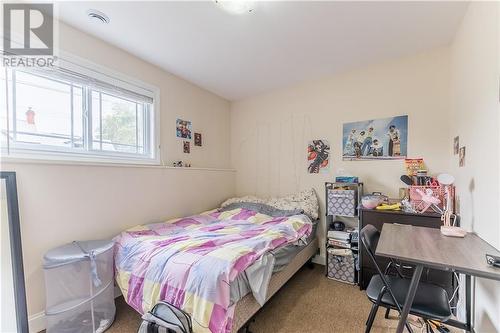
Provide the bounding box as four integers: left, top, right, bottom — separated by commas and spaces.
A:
360, 225, 452, 333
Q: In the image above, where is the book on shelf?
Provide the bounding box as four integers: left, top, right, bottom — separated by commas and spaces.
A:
327, 239, 351, 248
327, 230, 351, 241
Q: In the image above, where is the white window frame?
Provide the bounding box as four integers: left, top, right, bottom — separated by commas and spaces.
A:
1, 51, 161, 165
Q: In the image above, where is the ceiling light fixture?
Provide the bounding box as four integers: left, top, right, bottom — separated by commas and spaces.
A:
215, 0, 254, 15
87, 9, 110, 24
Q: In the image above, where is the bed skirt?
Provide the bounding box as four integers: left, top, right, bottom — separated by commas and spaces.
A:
231, 238, 319, 332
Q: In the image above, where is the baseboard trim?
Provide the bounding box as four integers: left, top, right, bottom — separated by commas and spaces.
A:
28, 311, 46, 333
29, 287, 123, 332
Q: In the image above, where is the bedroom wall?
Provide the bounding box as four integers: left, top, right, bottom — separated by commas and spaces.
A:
449, 2, 500, 331
1, 22, 235, 331
230, 47, 451, 260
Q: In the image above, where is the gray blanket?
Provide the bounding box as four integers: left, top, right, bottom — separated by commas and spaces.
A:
229, 219, 318, 306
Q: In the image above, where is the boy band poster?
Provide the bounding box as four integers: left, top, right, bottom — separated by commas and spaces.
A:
342, 115, 408, 160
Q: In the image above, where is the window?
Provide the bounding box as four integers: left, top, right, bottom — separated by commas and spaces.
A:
1, 58, 159, 164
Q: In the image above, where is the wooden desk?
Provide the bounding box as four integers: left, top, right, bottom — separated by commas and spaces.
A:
376, 224, 500, 333
359, 209, 455, 298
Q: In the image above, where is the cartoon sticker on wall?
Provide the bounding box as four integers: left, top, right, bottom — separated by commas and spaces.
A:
307, 140, 330, 173
342, 115, 408, 160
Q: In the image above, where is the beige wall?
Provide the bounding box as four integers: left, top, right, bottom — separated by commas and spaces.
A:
449, 2, 500, 331
3, 163, 234, 326
1, 21, 235, 329
59, 22, 231, 169
230, 47, 451, 259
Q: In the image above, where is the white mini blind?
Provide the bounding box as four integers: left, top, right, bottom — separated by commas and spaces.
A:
28, 60, 155, 104
1, 55, 159, 164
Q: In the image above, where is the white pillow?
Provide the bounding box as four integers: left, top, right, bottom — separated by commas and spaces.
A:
220, 189, 319, 220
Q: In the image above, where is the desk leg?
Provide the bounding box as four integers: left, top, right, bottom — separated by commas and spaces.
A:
396, 264, 423, 333
466, 275, 472, 332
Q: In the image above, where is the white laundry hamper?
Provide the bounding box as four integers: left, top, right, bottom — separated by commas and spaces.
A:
43, 240, 116, 333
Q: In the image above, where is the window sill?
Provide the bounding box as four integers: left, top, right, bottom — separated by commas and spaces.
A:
1, 156, 236, 172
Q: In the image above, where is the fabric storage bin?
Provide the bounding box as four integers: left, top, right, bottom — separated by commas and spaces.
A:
327, 189, 356, 217
44, 240, 115, 333
327, 248, 356, 284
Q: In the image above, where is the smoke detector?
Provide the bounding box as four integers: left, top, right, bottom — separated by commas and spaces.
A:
87, 9, 110, 24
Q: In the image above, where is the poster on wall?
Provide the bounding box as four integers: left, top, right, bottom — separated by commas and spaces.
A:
342, 115, 408, 160
176, 119, 192, 139
183, 141, 190, 153
459, 146, 465, 167
307, 140, 330, 173
194, 133, 202, 146
453, 136, 459, 155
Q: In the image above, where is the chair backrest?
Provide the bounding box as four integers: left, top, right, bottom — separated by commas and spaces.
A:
360, 225, 379, 255
360, 225, 403, 312
360, 225, 384, 276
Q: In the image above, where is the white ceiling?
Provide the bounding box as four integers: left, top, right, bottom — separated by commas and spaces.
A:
57, 1, 469, 101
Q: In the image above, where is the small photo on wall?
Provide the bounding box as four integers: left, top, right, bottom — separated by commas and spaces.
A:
453, 136, 459, 155
307, 140, 330, 174
183, 141, 190, 154
459, 146, 465, 167
194, 133, 202, 147
176, 119, 192, 139
342, 115, 408, 160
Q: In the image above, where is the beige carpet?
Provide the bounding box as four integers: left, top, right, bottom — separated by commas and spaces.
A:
107, 264, 457, 333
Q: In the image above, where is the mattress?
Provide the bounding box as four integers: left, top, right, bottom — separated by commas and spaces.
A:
229, 219, 318, 305
231, 237, 319, 332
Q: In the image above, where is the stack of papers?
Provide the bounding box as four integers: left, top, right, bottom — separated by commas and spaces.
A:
327, 230, 351, 241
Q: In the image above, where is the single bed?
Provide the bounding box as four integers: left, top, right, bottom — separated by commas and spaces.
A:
114, 192, 319, 333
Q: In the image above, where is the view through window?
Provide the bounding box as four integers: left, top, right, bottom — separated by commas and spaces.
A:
0, 66, 156, 162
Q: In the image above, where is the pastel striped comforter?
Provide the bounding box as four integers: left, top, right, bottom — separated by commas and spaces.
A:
114, 207, 312, 333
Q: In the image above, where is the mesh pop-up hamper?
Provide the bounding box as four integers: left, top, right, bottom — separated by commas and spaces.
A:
43, 240, 115, 333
